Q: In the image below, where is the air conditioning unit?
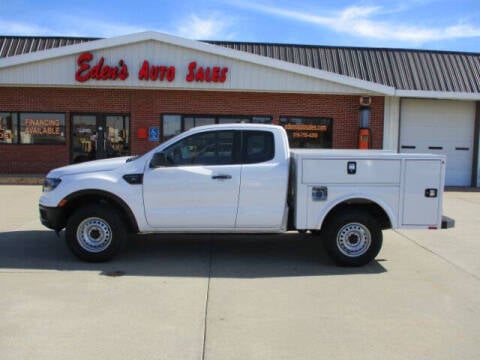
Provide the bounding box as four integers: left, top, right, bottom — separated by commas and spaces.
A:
359, 96, 372, 106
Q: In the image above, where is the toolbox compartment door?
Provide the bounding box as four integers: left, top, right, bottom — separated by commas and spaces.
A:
402, 159, 444, 226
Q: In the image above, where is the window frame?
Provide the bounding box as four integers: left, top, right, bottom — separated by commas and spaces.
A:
279, 115, 333, 149
158, 129, 275, 167
0, 111, 19, 144
70, 112, 131, 162
0, 111, 67, 145
241, 130, 275, 164
160, 130, 241, 167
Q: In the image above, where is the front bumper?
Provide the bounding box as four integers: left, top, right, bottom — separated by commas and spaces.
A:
441, 215, 455, 229
39, 204, 65, 231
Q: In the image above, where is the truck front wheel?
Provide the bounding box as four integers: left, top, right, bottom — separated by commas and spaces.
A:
322, 210, 382, 266
65, 205, 127, 262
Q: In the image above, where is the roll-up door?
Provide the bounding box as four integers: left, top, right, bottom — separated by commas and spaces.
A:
399, 99, 475, 186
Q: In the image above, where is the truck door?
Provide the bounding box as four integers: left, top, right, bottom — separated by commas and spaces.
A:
143, 130, 241, 228
235, 130, 290, 229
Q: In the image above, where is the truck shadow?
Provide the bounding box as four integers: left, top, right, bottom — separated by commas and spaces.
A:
0, 230, 386, 277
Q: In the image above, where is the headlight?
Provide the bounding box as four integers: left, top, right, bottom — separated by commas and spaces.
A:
43, 178, 62, 192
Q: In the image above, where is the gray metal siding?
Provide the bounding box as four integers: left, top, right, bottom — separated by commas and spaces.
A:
0, 36, 98, 58
209, 42, 480, 93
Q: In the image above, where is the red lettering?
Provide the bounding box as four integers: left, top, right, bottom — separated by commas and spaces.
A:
212, 67, 220, 82
139, 61, 175, 82
100, 64, 110, 80
195, 67, 204, 81
150, 66, 159, 80
119, 60, 129, 80
166, 66, 175, 81
109, 67, 118, 80
158, 66, 167, 81
75, 52, 129, 82
75, 52, 93, 82
205, 67, 212, 82
220, 67, 228, 82
138, 60, 149, 80
195, 66, 205, 82
90, 57, 104, 79
186, 61, 196, 82
185, 62, 228, 83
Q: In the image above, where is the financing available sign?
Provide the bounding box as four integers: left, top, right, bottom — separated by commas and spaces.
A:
24, 118, 62, 136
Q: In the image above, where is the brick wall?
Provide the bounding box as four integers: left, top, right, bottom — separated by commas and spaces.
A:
0, 87, 385, 174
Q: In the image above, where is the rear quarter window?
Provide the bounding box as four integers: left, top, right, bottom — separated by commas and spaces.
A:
243, 131, 275, 164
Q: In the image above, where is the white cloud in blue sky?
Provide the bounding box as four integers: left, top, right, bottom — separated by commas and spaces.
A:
0, 0, 479, 51
235, 1, 480, 43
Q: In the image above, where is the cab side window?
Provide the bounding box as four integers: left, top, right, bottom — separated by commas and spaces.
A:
243, 131, 275, 164
163, 131, 237, 166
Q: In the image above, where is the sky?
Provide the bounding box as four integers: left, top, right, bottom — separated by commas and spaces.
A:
1, 0, 480, 52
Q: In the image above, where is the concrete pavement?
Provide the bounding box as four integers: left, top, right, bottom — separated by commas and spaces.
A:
0, 186, 479, 360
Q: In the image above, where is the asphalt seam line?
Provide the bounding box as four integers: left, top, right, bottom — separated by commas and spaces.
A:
201, 238, 213, 360
394, 230, 480, 282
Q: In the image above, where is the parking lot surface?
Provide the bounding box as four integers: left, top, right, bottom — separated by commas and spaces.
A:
1, 186, 479, 360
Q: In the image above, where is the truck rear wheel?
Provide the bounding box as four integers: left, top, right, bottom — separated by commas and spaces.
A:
65, 205, 127, 262
322, 210, 382, 266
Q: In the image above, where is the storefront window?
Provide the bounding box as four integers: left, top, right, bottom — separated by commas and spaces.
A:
161, 114, 272, 142
184, 116, 215, 131
105, 115, 130, 156
279, 117, 332, 148
163, 115, 182, 142
218, 117, 250, 124
0, 112, 18, 144
71, 114, 130, 163
252, 117, 272, 124
20, 113, 66, 144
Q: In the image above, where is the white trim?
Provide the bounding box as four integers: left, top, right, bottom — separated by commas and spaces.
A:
0, 31, 395, 96
396, 90, 480, 101
383, 96, 400, 151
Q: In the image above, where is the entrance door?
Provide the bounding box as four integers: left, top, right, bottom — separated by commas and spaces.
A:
71, 114, 130, 163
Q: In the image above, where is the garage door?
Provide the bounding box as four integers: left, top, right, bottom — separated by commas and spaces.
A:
399, 99, 475, 186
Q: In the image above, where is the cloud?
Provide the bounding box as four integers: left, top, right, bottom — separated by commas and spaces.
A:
175, 13, 236, 40
233, 2, 480, 44
0, 16, 148, 38
0, 12, 236, 41
0, 20, 52, 36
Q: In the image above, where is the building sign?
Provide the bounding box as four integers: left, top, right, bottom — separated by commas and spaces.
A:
283, 124, 328, 139
75, 52, 229, 84
280, 117, 332, 149
148, 127, 160, 142
24, 118, 62, 136
19, 113, 66, 144
137, 127, 148, 140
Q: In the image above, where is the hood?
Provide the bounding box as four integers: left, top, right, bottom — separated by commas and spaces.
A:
47, 157, 132, 178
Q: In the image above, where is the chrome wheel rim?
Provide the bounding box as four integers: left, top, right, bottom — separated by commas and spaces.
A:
336, 223, 371, 257
76, 217, 112, 253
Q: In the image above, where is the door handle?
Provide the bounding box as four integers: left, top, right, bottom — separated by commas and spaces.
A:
212, 174, 232, 180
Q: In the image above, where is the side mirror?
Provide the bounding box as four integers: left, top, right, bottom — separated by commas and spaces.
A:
149, 152, 168, 168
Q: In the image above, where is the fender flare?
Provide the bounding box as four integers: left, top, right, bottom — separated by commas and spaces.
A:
63, 189, 139, 233
316, 193, 397, 230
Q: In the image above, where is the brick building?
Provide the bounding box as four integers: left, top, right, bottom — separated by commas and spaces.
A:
0, 32, 479, 186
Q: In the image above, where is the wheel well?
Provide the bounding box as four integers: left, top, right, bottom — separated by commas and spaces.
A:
61, 190, 139, 233
322, 199, 392, 230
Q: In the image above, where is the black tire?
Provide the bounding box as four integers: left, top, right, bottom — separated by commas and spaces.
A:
321, 210, 382, 266
65, 204, 127, 262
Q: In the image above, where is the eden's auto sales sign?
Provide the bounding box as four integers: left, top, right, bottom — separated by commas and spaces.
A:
75, 52, 229, 84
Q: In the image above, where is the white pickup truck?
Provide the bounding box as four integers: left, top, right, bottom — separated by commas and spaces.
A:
39, 124, 454, 266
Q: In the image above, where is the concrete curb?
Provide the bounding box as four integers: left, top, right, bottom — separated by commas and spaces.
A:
0, 175, 44, 185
